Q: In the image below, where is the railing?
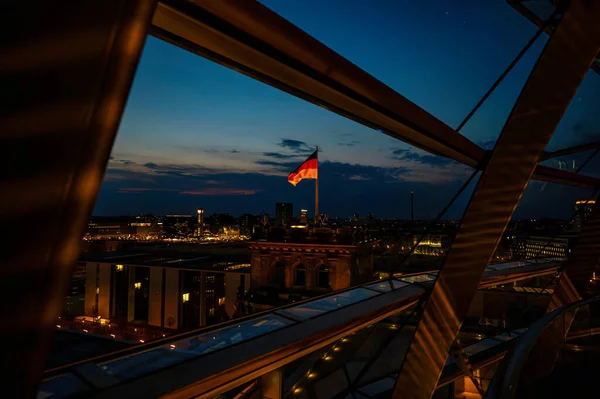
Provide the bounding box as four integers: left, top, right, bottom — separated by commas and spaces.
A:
485, 296, 600, 398
39, 260, 560, 399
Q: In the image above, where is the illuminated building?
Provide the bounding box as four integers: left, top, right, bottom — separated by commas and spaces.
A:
248, 229, 377, 310
162, 214, 194, 238
86, 215, 162, 240
275, 202, 293, 227
81, 249, 250, 330
210, 213, 234, 234
300, 209, 308, 225
413, 234, 449, 256
511, 235, 573, 261
196, 208, 204, 236
572, 199, 596, 232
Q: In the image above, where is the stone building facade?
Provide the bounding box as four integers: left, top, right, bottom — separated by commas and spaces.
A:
248, 241, 376, 293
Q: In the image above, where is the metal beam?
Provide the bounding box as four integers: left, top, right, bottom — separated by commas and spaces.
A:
0, 1, 157, 396
508, 0, 600, 75
542, 140, 600, 160
533, 165, 600, 188
393, 1, 600, 396
151, 1, 600, 188
152, 1, 484, 167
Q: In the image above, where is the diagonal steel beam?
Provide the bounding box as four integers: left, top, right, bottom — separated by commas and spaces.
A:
542, 140, 600, 161
0, 1, 157, 395
151, 1, 600, 189
533, 165, 600, 188
393, 1, 600, 397
508, 0, 600, 75
153, 1, 484, 167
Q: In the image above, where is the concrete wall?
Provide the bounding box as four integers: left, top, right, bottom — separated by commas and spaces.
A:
97, 263, 112, 318
84, 263, 98, 315
148, 267, 163, 327
163, 269, 179, 329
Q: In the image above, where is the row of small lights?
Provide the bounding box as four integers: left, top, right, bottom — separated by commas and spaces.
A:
56, 323, 165, 344
292, 334, 354, 395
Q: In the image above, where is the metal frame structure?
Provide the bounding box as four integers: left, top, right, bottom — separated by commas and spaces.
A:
3, 0, 600, 397
394, 0, 600, 396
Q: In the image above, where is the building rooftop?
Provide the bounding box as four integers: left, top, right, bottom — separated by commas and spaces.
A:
79, 245, 251, 273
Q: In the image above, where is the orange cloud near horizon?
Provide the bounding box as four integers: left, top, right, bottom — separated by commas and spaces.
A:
180, 188, 258, 196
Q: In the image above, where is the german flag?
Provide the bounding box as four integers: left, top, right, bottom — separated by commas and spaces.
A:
288, 150, 318, 186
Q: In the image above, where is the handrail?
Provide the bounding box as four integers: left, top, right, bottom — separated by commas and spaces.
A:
485, 296, 600, 398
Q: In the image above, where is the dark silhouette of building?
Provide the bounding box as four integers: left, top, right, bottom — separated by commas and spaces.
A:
572, 199, 595, 232
240, 214, 259, 236
275, 203, 293, 227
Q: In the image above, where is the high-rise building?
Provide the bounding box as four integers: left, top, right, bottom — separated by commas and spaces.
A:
573, 199, 595, 232
197, 208, 204, 236
275, 203, 293, 227
210, 213, 234, 233
240, 214, 258, 236
299, 209, 308, 225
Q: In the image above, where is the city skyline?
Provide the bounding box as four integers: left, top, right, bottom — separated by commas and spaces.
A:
94, 0, 600, 219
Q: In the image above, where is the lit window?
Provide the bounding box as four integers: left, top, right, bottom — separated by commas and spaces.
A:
182, 293, 190, 302
96, 287, 99, 294
134, 282, 141, 289
116, 264, 123, 271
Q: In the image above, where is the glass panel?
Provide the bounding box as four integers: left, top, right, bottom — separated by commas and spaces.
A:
102, 314, 293, 381
276, 288, 379, 321
398, 274, 435, 284
364, 279, 409, 293
39, 374, 89, 399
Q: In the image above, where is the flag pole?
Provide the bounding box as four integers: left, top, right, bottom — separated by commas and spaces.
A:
315, 145, 319, 225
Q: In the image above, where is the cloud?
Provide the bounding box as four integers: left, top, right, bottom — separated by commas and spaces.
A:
144, 162, 158, 169
349, 175, 371, 181
229, 149, 240, 154
278, 139, 315, 154
262, 152, 300, 160
255, 159, 297, 172
118, 187, 179, 193
180, 188, 258, 196
391, 148, 454, 167
338, 140, 360, 147
477, 139, 496, 150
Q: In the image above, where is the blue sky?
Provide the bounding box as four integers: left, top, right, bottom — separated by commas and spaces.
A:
94, 1, 600, 219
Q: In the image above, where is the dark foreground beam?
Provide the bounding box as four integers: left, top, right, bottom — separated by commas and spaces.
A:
393, 1, 600, 397
1, 1, 156, 396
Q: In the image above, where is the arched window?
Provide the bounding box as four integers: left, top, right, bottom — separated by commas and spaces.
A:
274, 262, 285, 286
318, 264, 329, 288
295, 263, 306, 286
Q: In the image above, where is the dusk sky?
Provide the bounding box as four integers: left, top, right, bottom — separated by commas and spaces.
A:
94, 1, 600, 220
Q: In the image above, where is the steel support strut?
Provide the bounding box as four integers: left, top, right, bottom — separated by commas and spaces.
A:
393, 1, 600, 397
0, 1, 156, 395
550, 200, 600, 311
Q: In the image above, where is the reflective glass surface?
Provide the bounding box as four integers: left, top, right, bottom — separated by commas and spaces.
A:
102, 314, 293, 381
276, 288, 379, 321
39, 374, 89, 399
364, 279, 409, 293
398, 274, 436, 284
